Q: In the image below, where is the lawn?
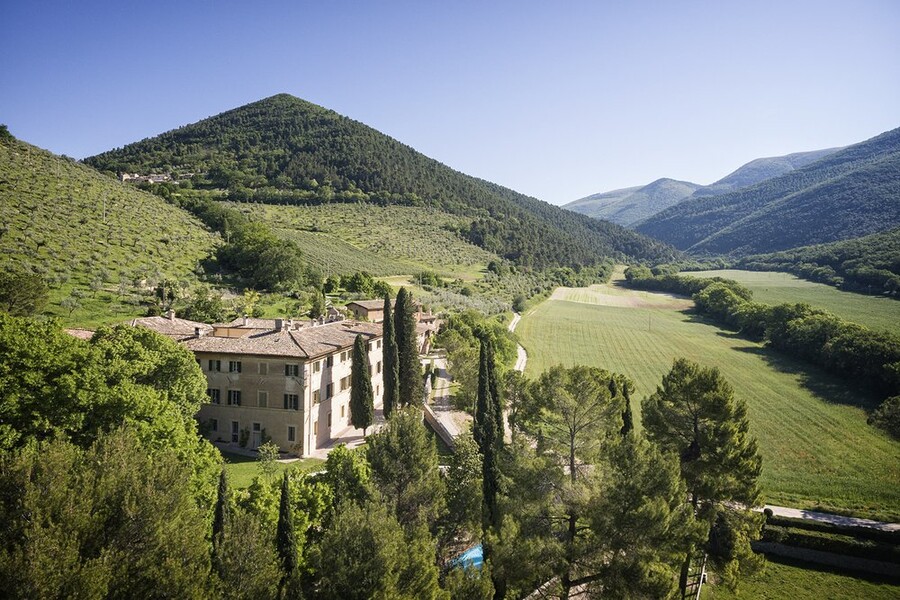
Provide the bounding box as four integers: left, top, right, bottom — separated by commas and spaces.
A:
220, 450, 324, 488
683, 269, 900, 335
702, 556, 899, 599
517, 279, 900, 520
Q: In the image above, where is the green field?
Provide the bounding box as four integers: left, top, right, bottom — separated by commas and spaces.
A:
517, 279, 900, 520
220, 450, 323, 488
684, 269, 900, 335
227, 202, 498, 278
702, 557, 899, 599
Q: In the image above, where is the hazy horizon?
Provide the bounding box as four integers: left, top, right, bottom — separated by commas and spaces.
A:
2, 0, 898, 205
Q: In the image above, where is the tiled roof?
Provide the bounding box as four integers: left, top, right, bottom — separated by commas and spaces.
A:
346, 300, 389, 311
182, 320, 382, 359
129, 316, 213, 340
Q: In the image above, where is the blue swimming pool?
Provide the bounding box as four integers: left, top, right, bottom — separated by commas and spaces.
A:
452, 544, 483, 569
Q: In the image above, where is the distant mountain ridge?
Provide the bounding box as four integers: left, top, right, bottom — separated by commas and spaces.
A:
565, 147, 843, 227
86, 94, 676, 268
636, 126, 900, 256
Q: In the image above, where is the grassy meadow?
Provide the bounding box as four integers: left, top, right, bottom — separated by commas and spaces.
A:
702, 557, 899, 599
517, 277, 900, 520
683, 269, 900, 335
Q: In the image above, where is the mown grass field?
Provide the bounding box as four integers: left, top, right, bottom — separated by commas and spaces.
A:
702, 557, 899, 599
684, 269, 900, 335
517, 279, 900, 520
0, 138, 219, 326
220, 450, 324, 489
226, 202, 498, 278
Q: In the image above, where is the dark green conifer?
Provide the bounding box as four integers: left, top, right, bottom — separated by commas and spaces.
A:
394, 287, 422, 406
350, 334, 375, 436
211, 469, 228, 575
382, 294, 399, 419
276, 472, 297, 593
621, 383, 634, 436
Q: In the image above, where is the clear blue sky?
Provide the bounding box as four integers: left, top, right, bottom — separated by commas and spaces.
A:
2, 0, 898, 205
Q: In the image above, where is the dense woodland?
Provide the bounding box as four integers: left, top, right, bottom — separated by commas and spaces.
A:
84, 94, 676, 269
737, 227, 900, 296
636, 127, 900, 255
623, 267, 900, 439
0, 313, 765, 599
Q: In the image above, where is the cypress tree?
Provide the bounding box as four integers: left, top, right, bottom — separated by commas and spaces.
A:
474, 338, 490, 451
276, 472, 297, 593
382, 294, 399, 419
211, 469, 228, 575
350, 334, 375, 436
486, 340, 504, 446
395, 287, 422, 406
621, 383, 634, 436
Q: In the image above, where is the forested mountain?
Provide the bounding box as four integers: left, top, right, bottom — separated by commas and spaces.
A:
566, 179, 700, 226
738, 226, 900, 294
0, 128, 218, 320
565, 148, 842, 227
692, 147, 842, 198
85, 94, 676, 268
636, 127, 900, 255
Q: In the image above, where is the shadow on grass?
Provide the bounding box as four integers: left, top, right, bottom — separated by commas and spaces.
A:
734, 345, 881, 411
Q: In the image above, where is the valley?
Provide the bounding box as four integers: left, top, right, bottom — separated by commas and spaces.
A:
517, 272, 900, 520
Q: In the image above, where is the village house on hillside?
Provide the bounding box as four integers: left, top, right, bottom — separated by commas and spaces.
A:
346, 299, 441, 353
133, 312, 384, 456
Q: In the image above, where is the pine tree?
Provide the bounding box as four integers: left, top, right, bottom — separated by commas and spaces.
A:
382, 294, 399, 419
276, 472, 297, 594
350, 334, 375, 436
643, 358, 763, 594
394, 287, 422, 406
211, 469, 228, 575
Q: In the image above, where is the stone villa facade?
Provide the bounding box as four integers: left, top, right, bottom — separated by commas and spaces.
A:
131, 313, 384, 456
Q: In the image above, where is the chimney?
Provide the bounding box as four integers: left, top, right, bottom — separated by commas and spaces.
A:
274, 318, 284, 331
242, 315, 249, 326
194, 326, 203, 338
165, 309, 175, 321
288, 318, 294, 330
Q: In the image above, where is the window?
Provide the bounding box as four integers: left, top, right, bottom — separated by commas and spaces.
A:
227, 390, 241, 406
326, 356, 333, 368
252, 422, 261, 432
377, 339, 382, 349
326, 383, 334, 398
341, 404, 345, 418
258, 363, 268, 375
231, 421, 239, 443
327, 412, 332, 427
376, 385, 380, 397
376, 361, 382, 374
210, 418, 218, 432
229, 360, 242, 373
208, 359, 221, 372
207, 388, 221, 404
340, 351, 348, 362
314, 420, 318, 435
287, 426, 296, 442
285, 363, 299, 377
340, 376, 350, 392
313, 390, 320, 404
284, 394, 299, 410
367, 342, 372, 352
313, 360, 321, 373
258, 391, 268, 408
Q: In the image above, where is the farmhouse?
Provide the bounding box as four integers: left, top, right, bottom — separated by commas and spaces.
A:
134, 312, 384, 457
346, 299, 440, 353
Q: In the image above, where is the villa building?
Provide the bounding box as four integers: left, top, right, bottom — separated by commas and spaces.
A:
133, 313, 384, 457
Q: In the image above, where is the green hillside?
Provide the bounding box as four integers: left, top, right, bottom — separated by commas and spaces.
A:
84, 94, 676, 268
636, 127, 900, 254
226, 202, 499, 277
737, 226, 900, 295
693, 147, 842, 198
0, 133, 219, 325
566, 178, 700, 226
